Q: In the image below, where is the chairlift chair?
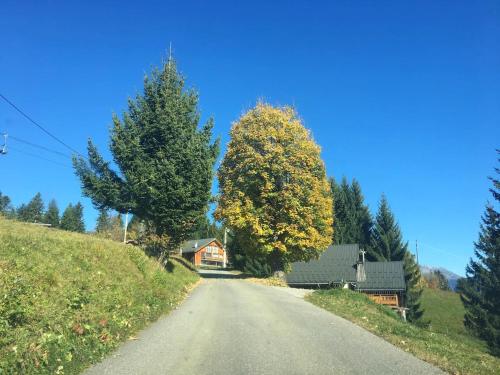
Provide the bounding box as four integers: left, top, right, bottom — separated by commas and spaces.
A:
0, 133, 7, 155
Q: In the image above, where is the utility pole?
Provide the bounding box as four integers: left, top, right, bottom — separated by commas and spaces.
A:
223, 227, 228, 268
415, 239, 419, 265
123, 212, 129, 244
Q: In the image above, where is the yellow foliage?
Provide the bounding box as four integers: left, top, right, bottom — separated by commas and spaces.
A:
215, 103, 333, 265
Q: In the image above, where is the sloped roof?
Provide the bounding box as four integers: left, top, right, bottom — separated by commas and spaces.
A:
286, 244, 359, 284
286, 244, 406, 291
180, 238, 217, 254
357, 261, 406, 291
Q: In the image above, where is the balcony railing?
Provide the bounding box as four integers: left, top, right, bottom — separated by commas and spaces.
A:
202, 254, 222, 260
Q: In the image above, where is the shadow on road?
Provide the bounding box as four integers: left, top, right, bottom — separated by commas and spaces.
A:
197, 269, 248, 279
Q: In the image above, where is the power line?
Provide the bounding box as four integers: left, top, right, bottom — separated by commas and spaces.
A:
9, 135, 72, 159
8, 145, 73, 169
0, 93, 87, 159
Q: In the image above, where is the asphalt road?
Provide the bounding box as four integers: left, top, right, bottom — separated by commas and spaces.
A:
84, 270, 443, 375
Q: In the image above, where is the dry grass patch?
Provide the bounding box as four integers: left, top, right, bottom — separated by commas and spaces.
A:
246, 276, 288, 287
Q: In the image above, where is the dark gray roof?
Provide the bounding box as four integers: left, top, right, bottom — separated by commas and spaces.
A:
286, 244, 405, 291
287, 244, 359, 284
180, 238, 217, 254
357, 261, 406, 291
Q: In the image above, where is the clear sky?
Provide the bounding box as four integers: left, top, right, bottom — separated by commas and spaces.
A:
1, 1, 499, 276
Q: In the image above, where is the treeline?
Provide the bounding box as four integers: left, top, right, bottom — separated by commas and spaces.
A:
330, 178, 424, 324
422, 270, 450, 291
0, 191, 85, 232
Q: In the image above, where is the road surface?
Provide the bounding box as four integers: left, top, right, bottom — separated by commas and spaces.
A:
84, 269, 443, 375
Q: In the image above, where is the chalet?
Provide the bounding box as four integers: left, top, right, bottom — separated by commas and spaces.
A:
179, 238, 227, 268
286, 244, 406, 308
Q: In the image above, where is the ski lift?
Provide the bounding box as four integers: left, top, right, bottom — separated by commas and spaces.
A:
0, 133, 7, 155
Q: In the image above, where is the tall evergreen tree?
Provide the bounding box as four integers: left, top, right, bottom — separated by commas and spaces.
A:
95, 208, 112, 233
369, 194, 426, 324
73, 202, 85, 233
44, 199, 60, 228
459, 151, 500, 356
403, 251, 426, 323
17, 192, 44, 223
73, 57, 219, 256
368, 195, 406, 261
330, 177, 372, 248
60, 202, 85, 233
60, 204, 74, 231
349, 179, 373, 248
331, 177, 349, 244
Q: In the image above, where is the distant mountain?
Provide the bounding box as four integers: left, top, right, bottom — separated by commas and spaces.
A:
420, 265, 464, 291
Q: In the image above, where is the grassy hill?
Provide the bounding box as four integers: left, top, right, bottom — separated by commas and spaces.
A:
307, 289, 500, 375
0, 217, 199, 374
421, 288, 469, 338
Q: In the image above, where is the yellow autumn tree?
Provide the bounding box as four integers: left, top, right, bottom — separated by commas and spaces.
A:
215, 103, 333, 272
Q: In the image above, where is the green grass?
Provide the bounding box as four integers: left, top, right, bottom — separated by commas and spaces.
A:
307, 289, 500, 375
421, 288, 468, 338
0, 217, 199, 375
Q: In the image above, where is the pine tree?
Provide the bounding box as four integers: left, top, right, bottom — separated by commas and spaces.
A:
95, 209, 112, 233
60, 203, 85, 233
44, 199, 60, 228
459, 150, 500, 356
73, 56, 219, 256
368, 195, 406, 261
404, 252, 426, 323
215, 103, 333, 272
60, 204, 74, 231
369, 194, 426, 325
330, 177, 372, 248
17, 192, 44, 223
331, 177, 349, 244
349, 179, 372, 248
73, 202, 85, 233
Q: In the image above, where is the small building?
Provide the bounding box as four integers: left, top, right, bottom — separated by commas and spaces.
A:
286, 244, 406, 308
179, 238, 227, 268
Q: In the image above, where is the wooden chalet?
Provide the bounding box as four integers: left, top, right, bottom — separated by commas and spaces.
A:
286, 244, 406, 308
179, 238, 227, 268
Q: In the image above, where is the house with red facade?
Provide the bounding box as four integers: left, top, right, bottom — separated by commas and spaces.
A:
179, 238, 227, 268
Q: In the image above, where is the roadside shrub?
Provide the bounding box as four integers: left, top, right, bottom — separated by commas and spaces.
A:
244, 257, 272, 277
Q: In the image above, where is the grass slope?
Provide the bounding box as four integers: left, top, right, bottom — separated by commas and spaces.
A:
421, 288, 469, 338
0, 218, 199, 374
307, 289, 500, 375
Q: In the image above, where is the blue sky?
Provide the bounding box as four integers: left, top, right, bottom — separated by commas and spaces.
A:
1, 1, 499, 275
